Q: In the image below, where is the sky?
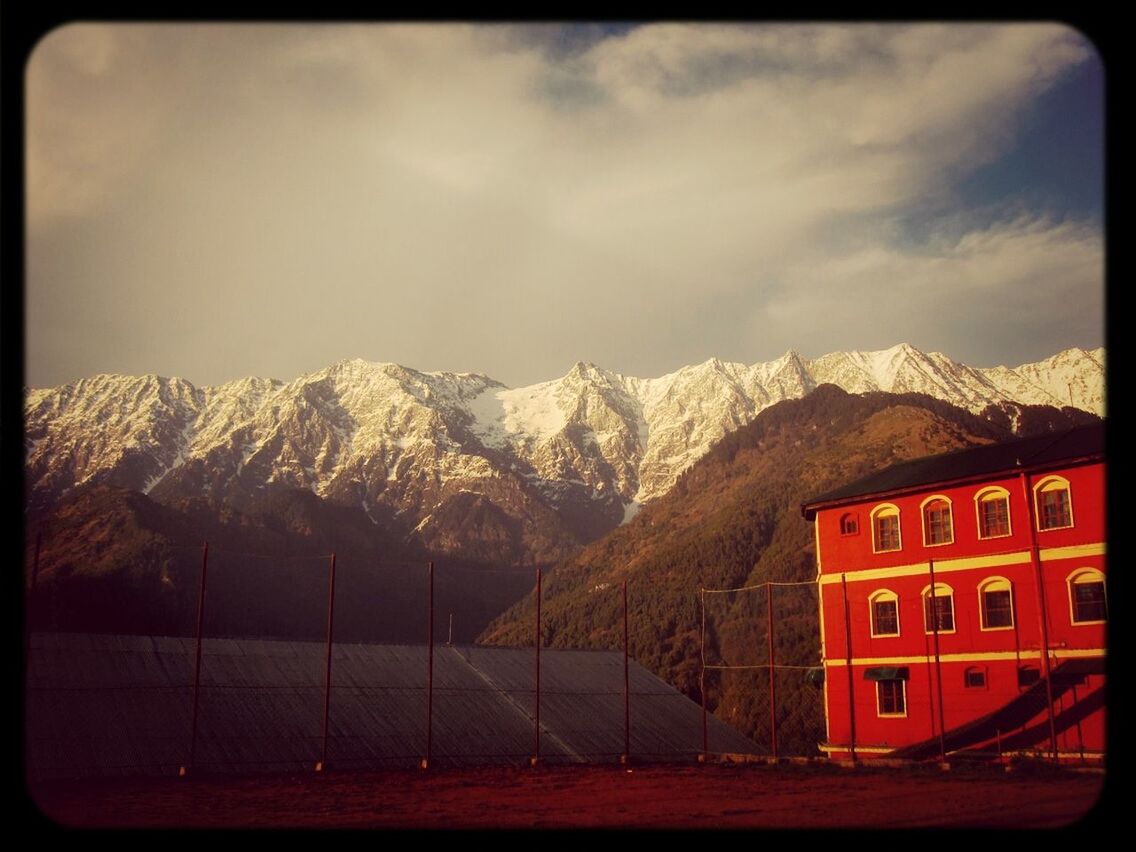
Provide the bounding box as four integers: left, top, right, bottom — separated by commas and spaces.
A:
24, 22, 1105, 390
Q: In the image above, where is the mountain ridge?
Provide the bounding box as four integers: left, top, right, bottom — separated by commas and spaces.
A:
25, 344, 1104, 568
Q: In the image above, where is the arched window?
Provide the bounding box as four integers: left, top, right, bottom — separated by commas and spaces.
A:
1034, 476, 1073, 531
839, 513, 859, 536
1067, 569, 1107, 624
922, 582, 955, 633
870, 504, 902, 553
974, 487, 1011, 539
921, 495, 954, 546
978, 577, 1014, 630
868, 589, 900, 637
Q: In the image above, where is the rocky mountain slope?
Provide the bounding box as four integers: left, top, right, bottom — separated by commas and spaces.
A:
25, 345, 1104, 568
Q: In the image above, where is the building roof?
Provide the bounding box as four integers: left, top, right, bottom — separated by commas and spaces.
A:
26, 632, 763, 779
801, 423, 1104, 520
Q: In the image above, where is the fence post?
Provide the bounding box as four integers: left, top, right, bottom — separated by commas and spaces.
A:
317, 552, 337, 772
840, 573, 856, 765
767, 582, 778, 762
423, 561, 434, 770
532, 567, 541, 766
182, 541, 209, 777
1019, 472, 1059, 762
622, 579, 630, 765
700, 587, 708, 761
928, 558, 947, 763
26, 531, 42, 651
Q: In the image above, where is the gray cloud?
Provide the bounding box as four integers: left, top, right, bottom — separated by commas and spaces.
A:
26, 22, 1102, 388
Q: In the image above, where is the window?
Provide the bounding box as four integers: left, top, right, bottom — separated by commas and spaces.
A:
1034, 477, 1073, 531
871, 504, 902, 553
1068, 570, 1107, 624
839, 513, 859, 536
975, 487, 1011, 539
869, 590, 900, 637
922, 583, 955, 633
865, 666, 909, 716
877, 680, 906, 716
979, 578, 1014, 630
921, 496, 953, 546
1018, 667, 1040, 688
964, 667, 987, 688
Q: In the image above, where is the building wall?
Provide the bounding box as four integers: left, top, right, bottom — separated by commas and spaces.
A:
814, 460, 1105, 760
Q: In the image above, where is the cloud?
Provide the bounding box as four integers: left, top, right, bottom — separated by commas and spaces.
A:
25, 23, 1102, 388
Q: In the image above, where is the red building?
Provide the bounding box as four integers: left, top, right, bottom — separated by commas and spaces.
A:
801, 424, 1105, 763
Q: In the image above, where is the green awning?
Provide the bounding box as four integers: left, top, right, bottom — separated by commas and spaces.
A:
863, 666, 910, 681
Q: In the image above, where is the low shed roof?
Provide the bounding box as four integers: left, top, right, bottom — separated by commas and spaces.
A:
26, 632, 762, 780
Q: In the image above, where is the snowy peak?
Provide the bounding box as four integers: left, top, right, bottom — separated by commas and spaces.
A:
25, 345, 1104, 547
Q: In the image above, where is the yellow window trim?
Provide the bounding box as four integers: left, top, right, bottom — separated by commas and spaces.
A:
974, 486, 1013, 540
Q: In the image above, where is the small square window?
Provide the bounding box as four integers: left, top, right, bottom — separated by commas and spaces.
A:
965, 668, 986, 688
877, 679, 906, 716
1018, 667, 1041, 688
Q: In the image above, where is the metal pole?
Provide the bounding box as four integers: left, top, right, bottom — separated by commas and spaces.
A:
27, 531, 42, 646
928, 558, 947, 763
30, 531, 42, 595
996, 728, 1003, 767
448, 612, 453, 646
424, 561, 434, 769
840, 573, 856, 764
183, 541, 209, 776
767, 582, 778, 762
318, 552, 337, 772
695, 586, 704, 758
533, 567, 541, 766
623, 579, 630, 764
1020, 472, 1059, 762
1072, 683, 1085, 764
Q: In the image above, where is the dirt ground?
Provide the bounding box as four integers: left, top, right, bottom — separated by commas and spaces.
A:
27, 761, 1106, 830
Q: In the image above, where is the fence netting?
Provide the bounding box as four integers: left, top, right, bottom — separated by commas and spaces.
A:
700, 579, 825, 758
26, 547, 768, 779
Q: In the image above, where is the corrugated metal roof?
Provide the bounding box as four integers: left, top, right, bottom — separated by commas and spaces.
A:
25, 633, 762, 780
801, 423, 1105, 518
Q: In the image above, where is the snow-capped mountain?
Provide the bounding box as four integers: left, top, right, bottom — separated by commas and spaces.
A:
24, 344, 1104, 561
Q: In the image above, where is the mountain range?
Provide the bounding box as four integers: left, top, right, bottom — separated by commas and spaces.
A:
26, 344, 1104, 569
